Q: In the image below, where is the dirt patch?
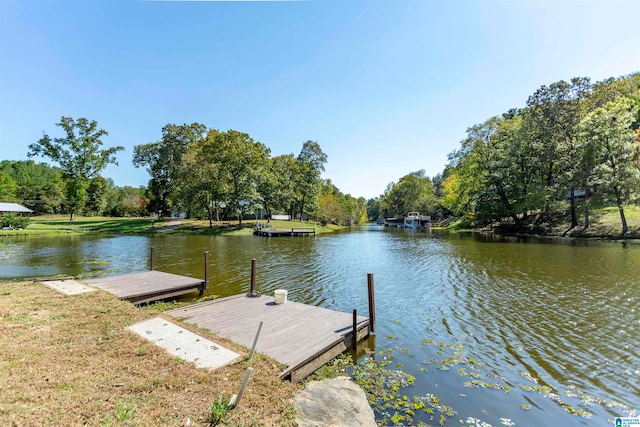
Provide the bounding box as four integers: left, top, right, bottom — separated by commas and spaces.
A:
0, 282, 300, 426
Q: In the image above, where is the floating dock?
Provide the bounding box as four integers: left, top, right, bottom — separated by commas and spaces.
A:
167, 293, 370, 382
254, 223, 316, 237
84, 270, 207, 304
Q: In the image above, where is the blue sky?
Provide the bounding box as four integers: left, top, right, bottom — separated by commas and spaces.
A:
1, 0, 638, 199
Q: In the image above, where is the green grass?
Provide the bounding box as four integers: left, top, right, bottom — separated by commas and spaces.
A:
0, 215, 341, 236
205, 396, 234, 426
156, 218, 341, 236
568, 203, 640, 238
0, 215, 157, 236
442, 203, 640, 238
0, 215, 345, 237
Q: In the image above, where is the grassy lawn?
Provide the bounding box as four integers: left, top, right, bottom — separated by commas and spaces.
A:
0, 281, 300, 426
176, 218, 341, 236
0, 215, 342, 237
444, 204, 640, 239
562, 203, 640, 238
1, 216, 157, 236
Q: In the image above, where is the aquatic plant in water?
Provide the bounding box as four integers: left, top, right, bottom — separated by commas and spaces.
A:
351, 349, 461, 426
370, 334, 625, 425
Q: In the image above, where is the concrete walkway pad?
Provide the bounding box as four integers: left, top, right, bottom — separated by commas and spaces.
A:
43, 280, 96, 296
128, 317, 242, 370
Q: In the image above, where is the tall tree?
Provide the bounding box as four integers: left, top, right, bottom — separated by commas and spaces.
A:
454, 118, 521, 227
0, 171, 17, 201
133, 123, 207, 217
294, 140, 327, 219
526, 78, 592, 229
203, 130, 270, 225
380, 170, 437, 218
84, 176, 110, 216
256, 153, 297, 220
28, 117, 123, 220
440, 170, 472, 217
178, 129, 229, 227
366, 197, 381, 222
579, 97, 640, 236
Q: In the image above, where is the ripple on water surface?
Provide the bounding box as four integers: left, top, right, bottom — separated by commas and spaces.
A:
3, 230, 638, 425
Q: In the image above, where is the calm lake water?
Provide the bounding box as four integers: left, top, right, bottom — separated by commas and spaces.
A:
2, 228, 638, 426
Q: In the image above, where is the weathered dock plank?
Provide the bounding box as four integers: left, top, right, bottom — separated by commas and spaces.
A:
84, 270, 206, 304
167, 294, 369, 381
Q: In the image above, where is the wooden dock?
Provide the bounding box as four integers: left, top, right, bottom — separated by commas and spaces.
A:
167, 294, 370, 382
254, 223, 316, 237
84, 270, 207, 304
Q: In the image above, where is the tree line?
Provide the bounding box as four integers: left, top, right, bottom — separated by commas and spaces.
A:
369, 72, 639, 235
3, 72, 638, 233
1, 118, 368, 225
0, 160, 148, 217
131, 124, 340, 226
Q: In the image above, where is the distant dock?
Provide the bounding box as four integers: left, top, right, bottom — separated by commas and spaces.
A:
254, 222, 316, 237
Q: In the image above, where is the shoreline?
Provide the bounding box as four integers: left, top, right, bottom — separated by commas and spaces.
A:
0, 280, 303, 426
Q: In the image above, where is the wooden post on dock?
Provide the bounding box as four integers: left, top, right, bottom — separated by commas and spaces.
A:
203, 251, 209, 290
352, 309, 358, 351
247, 258, 260, 297
367, 273, 376, 333
150, 246, 155, 271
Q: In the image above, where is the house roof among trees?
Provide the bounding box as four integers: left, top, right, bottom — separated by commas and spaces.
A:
0, 202, 33, 213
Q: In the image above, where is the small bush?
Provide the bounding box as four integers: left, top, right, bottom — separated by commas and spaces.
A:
1, 214, 30, 229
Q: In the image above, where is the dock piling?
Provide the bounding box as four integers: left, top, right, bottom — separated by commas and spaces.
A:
352, 309, 358, 351
246, 258, 260, 297
150, 246, 155, 271
367, 273, 376, 333
203, 251, 209, 290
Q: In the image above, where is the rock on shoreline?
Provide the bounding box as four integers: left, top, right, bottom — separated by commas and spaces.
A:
294, 376, 376, 427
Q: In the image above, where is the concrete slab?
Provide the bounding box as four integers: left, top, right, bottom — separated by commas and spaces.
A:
43, 280, 97, 296
127, 317, 242, 370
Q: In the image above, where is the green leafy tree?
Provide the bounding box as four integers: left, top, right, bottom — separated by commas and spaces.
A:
256, 153, 297, 220
440, 170, 471, 217
440, 72, 640, 233
294, 140, 327, 219
177, 129, 230, 226
114, 186, 148, 217
316, 180, 367, 225
4, 161, 65, 214
84, 176, 110, 216
445, 112, 540, 228
317, 193, 343, 225
28, 117, 123, 220
579, 97, 640, 235
0, 171, 17, 201
133, 123, 207, 217
352, 196, 369, 225
366, 198, 381, 222
203, 130, 270, 225
526, 78, 592, 228
380, 170, 437, 218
